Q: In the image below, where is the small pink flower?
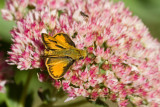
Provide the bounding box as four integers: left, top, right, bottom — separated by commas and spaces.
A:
99, 88, 109, 97
95, 46, 104, 57
70, 75, 81, 86
54, 80, 61, 89
37, 72, 49, 82
91, 91, 98, 100
110, 93, 117, 101
87, 47, 94, 53
1, 9, 13, 20
119, 100, 128, 107
109, 55, 121, 64
84, 57, 92, 64
84, 34, 96, 47
89, 79, 98, 87
96, 36, 103, 46
103, 48, 111, 60
89, 66, 98, 78
68, 89, 76, 97
79, 71, 88, 82
75, 87, 89, 97
62, 81, 70, 90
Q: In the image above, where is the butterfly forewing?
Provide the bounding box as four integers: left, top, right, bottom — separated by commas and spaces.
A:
53, 33, 76, 48
42, 33, 76, 50
42, 33, 63, 50
45, 57, 75, 79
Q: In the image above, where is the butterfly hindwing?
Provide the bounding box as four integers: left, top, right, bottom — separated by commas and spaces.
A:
45, 57, 75, 79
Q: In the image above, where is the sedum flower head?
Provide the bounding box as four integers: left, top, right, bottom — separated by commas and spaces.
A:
2, 0, 160, 106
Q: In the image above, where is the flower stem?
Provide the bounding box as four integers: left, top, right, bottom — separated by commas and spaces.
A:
18, 71, 33, 107
87, 98, 109, 107
55, 99, 88, 107
95, 98, 109, 107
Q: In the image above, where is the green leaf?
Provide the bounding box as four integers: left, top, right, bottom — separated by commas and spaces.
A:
4, 82, 33, 107
0, 93, 7, 105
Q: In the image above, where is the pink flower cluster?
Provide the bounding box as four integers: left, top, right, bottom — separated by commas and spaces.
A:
0, 52, 14, 93
2, 0, 160, 106
1, 0, 67, 21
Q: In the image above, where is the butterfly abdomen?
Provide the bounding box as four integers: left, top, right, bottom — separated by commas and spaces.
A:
44, 49, 49, 56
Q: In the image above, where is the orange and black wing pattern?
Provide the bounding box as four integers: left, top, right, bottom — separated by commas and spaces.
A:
45, 57, 75, 79
42, 33, 77, 79
42, 33, 75, 50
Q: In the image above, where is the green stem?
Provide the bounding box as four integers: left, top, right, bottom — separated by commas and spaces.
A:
87, 98, 109, 107
95, 98, 109, 107
18, 71, 33, 107
54, 99, 88, 107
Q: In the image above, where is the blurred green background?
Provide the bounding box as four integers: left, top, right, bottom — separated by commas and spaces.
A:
0, 0, 160, 107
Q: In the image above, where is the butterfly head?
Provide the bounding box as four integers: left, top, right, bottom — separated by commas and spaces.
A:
79, 50, 87, 60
